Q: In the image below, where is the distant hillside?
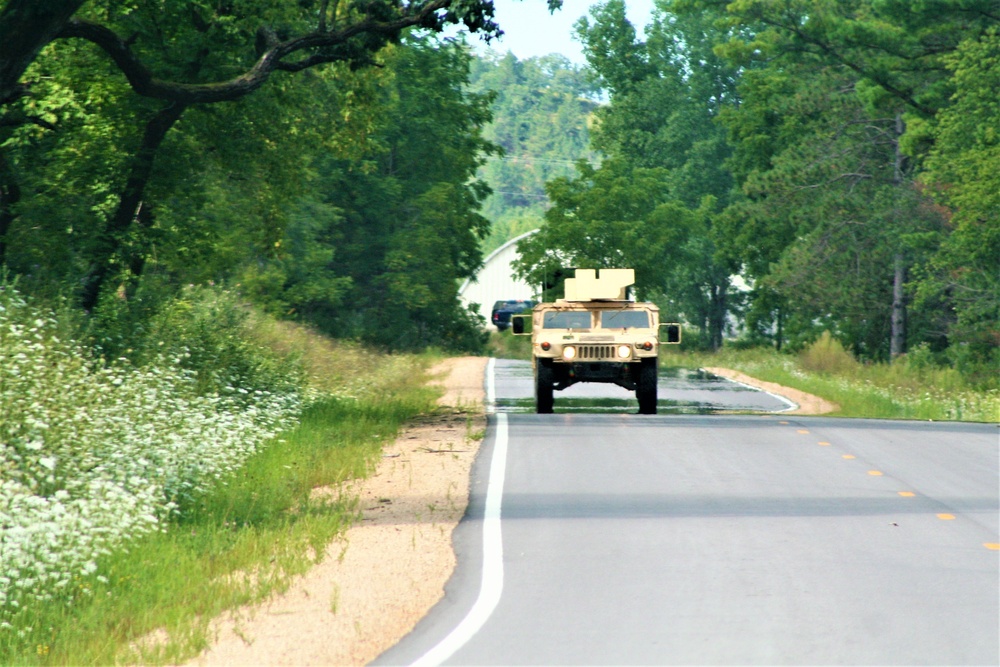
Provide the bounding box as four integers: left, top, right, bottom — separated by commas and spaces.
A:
467, 51, 601, 255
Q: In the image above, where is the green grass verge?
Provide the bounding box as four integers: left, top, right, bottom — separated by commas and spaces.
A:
3, 354, 441, 666
487, 330, 532, 360
665, 344, 999, 423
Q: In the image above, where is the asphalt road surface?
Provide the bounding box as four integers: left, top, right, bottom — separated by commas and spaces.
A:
375, 360, 999, 666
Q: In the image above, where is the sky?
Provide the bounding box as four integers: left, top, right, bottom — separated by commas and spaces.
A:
456, 0, 657, 65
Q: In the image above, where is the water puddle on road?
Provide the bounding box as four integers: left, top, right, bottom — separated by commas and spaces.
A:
495, 396, 719, 414
494, 367, 753, 415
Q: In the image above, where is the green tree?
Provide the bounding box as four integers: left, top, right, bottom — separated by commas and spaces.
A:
681, 0, 996, 361
467, 51, 599, 254
0, 0, 560, 315
918, 28, 1000, 383
515, 0, 740, 348
253, 37, 498, 352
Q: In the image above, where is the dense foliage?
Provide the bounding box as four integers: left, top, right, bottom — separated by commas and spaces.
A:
0, 0, 552, 353
467, 51, 600, 254
511, 0, 998, 385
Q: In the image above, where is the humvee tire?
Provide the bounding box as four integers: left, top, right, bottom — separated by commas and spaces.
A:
637, 357, 658, 414
535, 359, 554, 414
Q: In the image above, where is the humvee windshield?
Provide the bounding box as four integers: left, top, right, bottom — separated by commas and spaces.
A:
600, 310, 650, 328
543, 311, 592, 329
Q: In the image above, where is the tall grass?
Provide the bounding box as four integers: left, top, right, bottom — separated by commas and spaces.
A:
669, 332, 999, 422
487, 330, 532, 360
0, 286, 439, 665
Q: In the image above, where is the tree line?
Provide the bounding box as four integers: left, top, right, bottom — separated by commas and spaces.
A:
0, 0, 565, 353
513, 0, 998, 386
2, 1, 996, 385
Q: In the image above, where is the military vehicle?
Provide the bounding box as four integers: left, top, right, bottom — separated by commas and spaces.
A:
512, 268, 681, 414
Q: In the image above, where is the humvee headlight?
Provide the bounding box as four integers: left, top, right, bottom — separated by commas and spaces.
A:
617, 345, 632, 359
540, 341, 551, 351
562, 346, 577, 360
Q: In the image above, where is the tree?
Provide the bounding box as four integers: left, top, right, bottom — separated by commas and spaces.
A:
467, 51, 599, 254
249, 37, 499, 352
513, 1, 741, 348
918, 28, 1000, 383
681, 0, 996, 359
0, 0, 560, 312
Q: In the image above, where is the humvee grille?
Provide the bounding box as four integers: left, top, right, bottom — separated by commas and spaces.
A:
575, 344, 617, 360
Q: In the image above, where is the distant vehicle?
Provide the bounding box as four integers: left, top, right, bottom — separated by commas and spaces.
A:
512, 269, 681, 414
491, 299, 537, 331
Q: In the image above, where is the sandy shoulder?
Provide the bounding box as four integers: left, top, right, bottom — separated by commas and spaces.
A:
701, 367, 840, 415
185, 356, 488, 667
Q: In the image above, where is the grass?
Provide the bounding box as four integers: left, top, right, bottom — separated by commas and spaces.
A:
665, 335, 999, 423
27, 394, 434, 666
0, 291, 444, 665
486, 329, 532, 361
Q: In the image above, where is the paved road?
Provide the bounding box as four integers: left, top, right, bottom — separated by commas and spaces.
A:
375, 360, 1000, 666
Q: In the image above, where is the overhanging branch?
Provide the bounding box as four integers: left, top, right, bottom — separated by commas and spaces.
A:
55, 0, 460, 105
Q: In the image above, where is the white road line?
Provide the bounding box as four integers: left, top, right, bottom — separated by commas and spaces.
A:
410, 366, 507, 667
486, 357, 496, 413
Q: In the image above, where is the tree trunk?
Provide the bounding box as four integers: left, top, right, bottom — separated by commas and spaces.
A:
775, 306, 783, 352
709, 282, 726, 351
80, 101, 187, 311
888, 252, 909, 358
889, 112, 907, 359
0, 0, 86, 105
0, 150, 20, 266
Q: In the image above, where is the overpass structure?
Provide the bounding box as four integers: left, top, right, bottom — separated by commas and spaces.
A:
459, 230, 538, 326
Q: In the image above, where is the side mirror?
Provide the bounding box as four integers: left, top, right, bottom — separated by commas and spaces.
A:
660, 323, 681, 344
512, 315, 530, 335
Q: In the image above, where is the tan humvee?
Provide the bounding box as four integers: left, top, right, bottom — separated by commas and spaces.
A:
512, 269, 681, 414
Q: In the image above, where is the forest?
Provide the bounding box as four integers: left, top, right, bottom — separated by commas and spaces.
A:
0, 0, 997, 377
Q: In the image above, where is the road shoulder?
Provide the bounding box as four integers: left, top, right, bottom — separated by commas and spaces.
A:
186, 356, 488, 666
702, 366, 840, 415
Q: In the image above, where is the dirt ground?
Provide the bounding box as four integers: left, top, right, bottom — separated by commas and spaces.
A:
185, 359, 833, 666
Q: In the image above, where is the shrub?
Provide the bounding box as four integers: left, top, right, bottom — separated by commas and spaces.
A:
137, 285, 304, 398
799, 331, 860, 375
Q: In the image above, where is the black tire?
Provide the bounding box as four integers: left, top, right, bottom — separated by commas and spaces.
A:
535, 359, 554, 414
637, 358, 658, 414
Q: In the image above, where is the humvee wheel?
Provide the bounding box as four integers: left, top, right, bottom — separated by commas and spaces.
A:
535, 360, 554, 414
637, 358, 658, 414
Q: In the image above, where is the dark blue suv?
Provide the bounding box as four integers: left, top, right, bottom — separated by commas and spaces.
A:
491, 299, 536, 332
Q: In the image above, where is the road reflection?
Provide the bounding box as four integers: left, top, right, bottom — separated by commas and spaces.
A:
493, 360, 792, 414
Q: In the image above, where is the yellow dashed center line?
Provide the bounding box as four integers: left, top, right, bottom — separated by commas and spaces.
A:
797, 429, 810, 434
898, 491, 916, 497
842, 454, 856, 460
818, 441, 831, 446
937, 513, 956, 520
868, 470, 884, 476
985, 543, 1000, 550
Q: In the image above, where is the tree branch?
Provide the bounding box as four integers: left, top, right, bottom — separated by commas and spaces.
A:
55, 0, 464, 105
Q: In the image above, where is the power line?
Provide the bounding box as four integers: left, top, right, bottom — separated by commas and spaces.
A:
484, 154, 584, 167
